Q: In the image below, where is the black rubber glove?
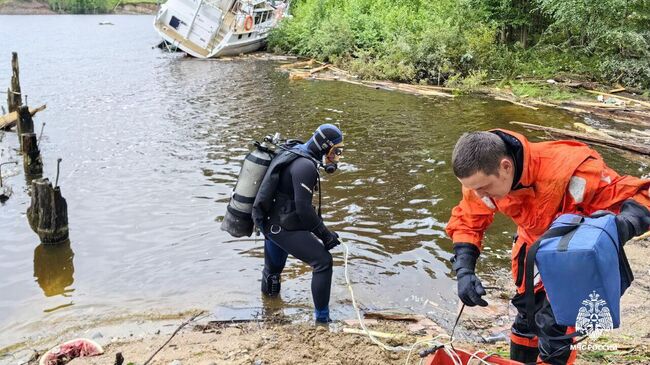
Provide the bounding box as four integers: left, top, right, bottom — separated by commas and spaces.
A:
312, 222, 341, 250
616, 199, 650, 244
451, 243, 488, 307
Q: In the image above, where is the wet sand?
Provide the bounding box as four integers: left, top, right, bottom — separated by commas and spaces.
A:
31, 238, 647, 365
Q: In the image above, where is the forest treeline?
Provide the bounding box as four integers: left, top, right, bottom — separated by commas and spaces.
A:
268, 0, 650, 90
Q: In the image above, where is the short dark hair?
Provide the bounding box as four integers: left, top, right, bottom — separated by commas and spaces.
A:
452, 132, 507, 178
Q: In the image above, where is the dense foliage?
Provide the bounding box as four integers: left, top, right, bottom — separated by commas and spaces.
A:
268, 0, 650, 89
43, 0, 155, 14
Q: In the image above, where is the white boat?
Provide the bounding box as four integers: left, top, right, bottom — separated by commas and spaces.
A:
153, 0, 290, 58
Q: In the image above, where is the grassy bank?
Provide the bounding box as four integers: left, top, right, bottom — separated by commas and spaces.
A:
268, 0, 650, 92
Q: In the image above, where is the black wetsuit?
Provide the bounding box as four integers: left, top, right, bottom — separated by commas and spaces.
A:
263, 157, 333, 313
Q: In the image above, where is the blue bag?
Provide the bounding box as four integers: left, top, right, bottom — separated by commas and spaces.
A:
524, 214, 634, 331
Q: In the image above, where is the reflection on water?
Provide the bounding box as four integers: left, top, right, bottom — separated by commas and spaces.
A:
0, 15, 648, 350
33, 241, 74, 297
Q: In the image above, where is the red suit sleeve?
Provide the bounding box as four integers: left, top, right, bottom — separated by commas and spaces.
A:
446, 186, 496, 251
565, 157, 650, 215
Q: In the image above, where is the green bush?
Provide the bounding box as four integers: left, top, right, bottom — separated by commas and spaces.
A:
269, 0, 650, 90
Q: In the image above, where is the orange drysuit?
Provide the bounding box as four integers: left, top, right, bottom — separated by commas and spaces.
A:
446, 129, 650, 364
447, 129, 650, 294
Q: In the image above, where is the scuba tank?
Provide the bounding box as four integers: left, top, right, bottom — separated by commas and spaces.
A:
221, 134, 279, 237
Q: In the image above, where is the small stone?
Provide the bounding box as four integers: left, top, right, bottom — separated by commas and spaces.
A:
254, 360, 264, 365
91, 332, 103, 339
170, 360, 182, 365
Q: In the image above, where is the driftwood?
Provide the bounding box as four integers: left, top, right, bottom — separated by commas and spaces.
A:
364, 310, 424, 322
0, 104, 46, 130
631, 129, 650, 137
342, 327, 404, 339
27, 178, 68, 244
585, 90, 650, 109
494, 96, 539, 110
551, 104, 650, 127
511, 121, 650, 155
21, 133, 43, 177
7, 52, 22, 113
572, 122, 612, 139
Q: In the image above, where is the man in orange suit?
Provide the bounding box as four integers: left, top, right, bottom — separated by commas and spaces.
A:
446, 129, 650, 364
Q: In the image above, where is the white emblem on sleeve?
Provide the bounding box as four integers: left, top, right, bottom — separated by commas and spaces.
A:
481, 196, 496, 210
568, 176, 587, 204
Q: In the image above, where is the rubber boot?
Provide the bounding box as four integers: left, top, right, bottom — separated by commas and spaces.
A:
314, 307, 331, 325
261, 271, 281, 297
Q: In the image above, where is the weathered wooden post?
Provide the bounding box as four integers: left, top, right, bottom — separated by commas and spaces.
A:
17, 105, 34, 134
17, 105, 35, 152
27, 164, 69, 244
21, 133, 43, 178
7, 52, 22, 113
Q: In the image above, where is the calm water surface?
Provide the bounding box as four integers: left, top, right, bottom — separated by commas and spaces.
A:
0, 15, 647, 350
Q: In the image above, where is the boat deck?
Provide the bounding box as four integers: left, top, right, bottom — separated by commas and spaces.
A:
155, 22, 210, 58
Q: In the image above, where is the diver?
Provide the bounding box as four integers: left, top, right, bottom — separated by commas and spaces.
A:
252, 123, 344, 324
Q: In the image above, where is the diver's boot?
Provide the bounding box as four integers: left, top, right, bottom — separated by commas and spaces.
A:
261, 271, 281, 297
314, 307, 331, 325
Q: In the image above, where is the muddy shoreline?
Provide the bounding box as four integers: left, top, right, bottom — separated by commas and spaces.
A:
5, 238, 648, 365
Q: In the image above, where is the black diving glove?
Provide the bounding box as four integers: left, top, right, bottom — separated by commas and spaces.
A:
615, 199, 650, 244
313, 222, 341, 250
451, 243, 488, 307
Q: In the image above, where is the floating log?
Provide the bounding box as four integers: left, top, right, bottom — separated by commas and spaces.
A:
21, 133, 43, 177
27, 177, 69, 244
7, 52, 22, 113
0, 104, 46, 131
564, 101, 629, 110
511, 121, 650, 156
572, 122, 611, 139
309, 64, 331, 74
494, 96, 538, 110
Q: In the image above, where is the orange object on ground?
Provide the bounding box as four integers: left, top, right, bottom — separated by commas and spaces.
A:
425, 348, 522, 365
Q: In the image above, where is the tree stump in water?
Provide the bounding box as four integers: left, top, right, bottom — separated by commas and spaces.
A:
7, 52, 22, 114
21, 133, 43, 177
27, 178, 69, 244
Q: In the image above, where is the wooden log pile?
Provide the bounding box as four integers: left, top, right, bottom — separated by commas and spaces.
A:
279, 59, 456, 98
511, 121, 650, 156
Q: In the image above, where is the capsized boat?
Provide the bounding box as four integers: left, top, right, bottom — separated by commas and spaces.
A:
153, 0, 290, 58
